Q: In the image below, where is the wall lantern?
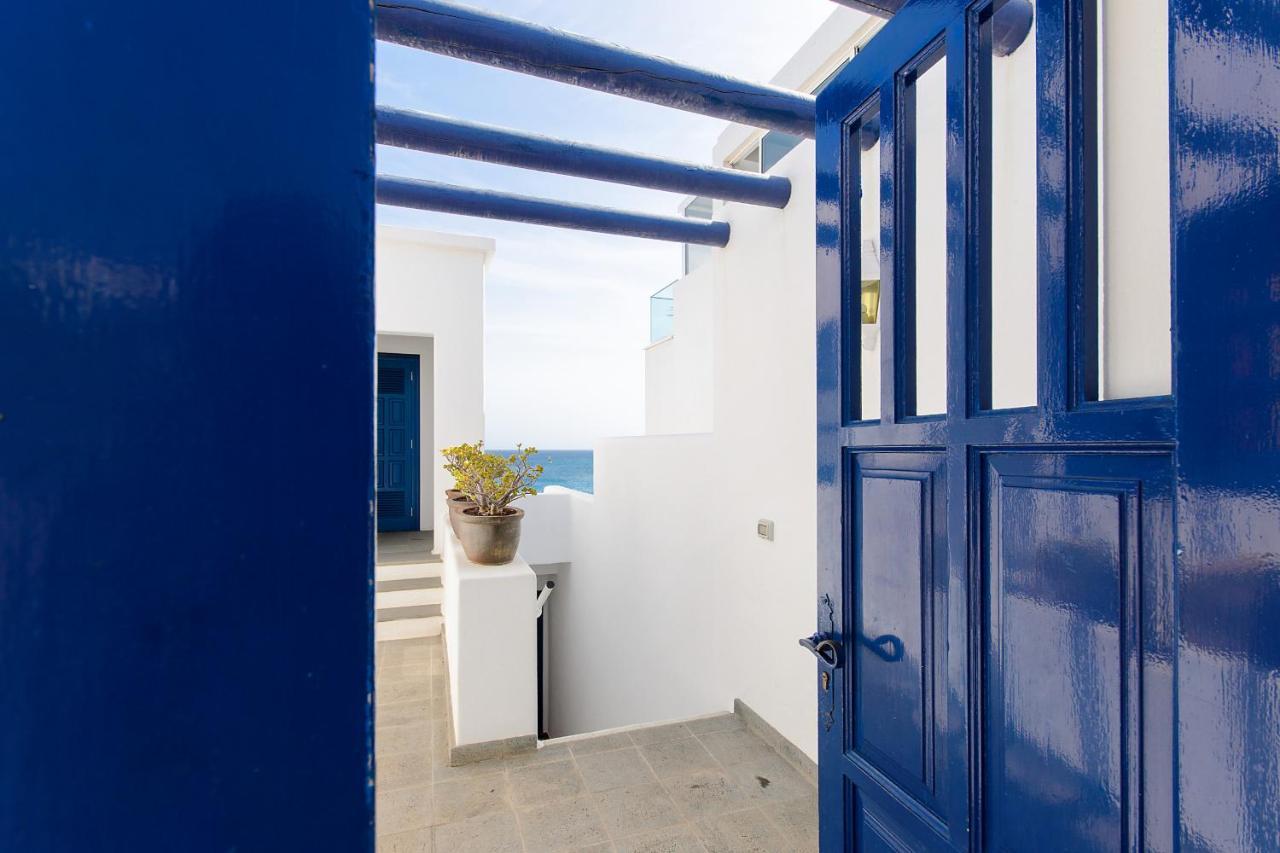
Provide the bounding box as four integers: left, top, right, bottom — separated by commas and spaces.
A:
860, 238, 880, 325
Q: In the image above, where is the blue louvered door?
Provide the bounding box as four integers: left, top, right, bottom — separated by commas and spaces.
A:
376, 353, 419, 532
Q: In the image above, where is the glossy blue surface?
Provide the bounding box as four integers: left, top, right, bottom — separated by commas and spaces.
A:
377, 354, 420, 532
376, 0, 816, 137
377, 175, 731, 246
377, 106, 792, 208
816, 0, 1279, 849
1171, 1, 1280, 848
0, 2, 375, 850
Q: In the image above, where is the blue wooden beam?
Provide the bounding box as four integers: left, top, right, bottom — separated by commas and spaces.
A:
376, 106, 792, 208
375, 0, 816, 138
377, 175, 731, 246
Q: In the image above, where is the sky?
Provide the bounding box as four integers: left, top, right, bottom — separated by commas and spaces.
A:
376, 0, 840, 448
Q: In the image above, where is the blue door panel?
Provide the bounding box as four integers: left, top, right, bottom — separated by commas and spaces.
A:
981, 452, 1172, 852
377, 353, 419, 531
849, 452, 946, 813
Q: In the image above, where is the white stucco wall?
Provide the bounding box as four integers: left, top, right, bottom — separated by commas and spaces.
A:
440, 522, 537, 746
528, 145, 822, 756
376, 225, 492, 533
545, 435, 723, 738
707, 142, 820, 758
644, 264, 715, 435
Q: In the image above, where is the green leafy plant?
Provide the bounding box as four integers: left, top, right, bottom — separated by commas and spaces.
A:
441, 442, 544, 516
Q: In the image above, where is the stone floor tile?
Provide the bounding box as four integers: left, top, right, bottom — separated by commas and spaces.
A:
507, 742, 571, 769
378, 723, 434, 757
378, 664, 433, 686
629, 723, 694, 746
377, 825, 434, 852
683, 715, 744, 736
660, 770, 751, 821
431, 755, 506, 783
576, 747, 658, 793
432, 775, 511, 826
378, 783, 435, 836
759, 794, 818, 852
722, 758, 812, 806
510, 758, 586, 808
517, 795, 610, 851
379, 749, 434, 791
431, 719, 449, 754
695, 730, 775, 769
433, 808, 523, 853
613, 824, 706, 853
380, 639, 439, 669
694, 808, 788, 853
569, 732, 634, 756
638, 739, 718, 780
380, 678, 433, 706
378, 700, 433, 729
593, 782, 683, 838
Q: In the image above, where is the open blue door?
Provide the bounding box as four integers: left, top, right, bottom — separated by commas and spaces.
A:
377, 353, 420, 532
816, 0, 1280, 849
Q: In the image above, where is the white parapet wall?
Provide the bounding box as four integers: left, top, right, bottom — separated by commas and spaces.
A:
440, 519, 537, 748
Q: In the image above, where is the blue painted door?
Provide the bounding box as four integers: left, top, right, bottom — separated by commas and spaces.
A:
377, 353, 420, 531
816, 0, 1280, 849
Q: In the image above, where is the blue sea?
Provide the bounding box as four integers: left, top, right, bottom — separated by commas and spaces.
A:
491, 449, 594, 494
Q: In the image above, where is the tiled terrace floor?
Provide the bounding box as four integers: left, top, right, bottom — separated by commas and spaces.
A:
376, 636, 818, 852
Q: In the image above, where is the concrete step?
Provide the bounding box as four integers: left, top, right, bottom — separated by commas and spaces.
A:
378, 549, 443, 566
376, 561, 443, 584
376, 615, 442, 641
376, 587, 443, 611
376, 575, 443, 593
376, 604, 441, 622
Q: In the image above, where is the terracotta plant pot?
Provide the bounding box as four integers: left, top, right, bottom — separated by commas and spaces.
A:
454, 507, 524, 565
445, 489, 463, 500
447, 494, 476, 535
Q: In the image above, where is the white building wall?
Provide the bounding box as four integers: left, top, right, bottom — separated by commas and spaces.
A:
531, 145, 821, 756
707, 143, 820, 758
375, 225, 492, 533
644, 264, 715, 435
545, 435, 722, 737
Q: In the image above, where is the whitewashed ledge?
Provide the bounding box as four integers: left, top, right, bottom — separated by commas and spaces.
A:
439, 515, 538, 762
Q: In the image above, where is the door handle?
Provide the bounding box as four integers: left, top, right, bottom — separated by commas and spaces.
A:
799, 633, 842, 671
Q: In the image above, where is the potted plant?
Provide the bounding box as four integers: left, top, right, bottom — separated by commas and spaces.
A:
441, 454, 477, 535
442, 442, 543, 565
442, 484, 473, 534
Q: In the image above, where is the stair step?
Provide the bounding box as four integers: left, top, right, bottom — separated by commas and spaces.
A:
378, 551, 443, 567
376, 562, 443, 583
376, 616, 442, 641
376, 604, 441, 622
377, 576, 443, 593
376, 588, 443, 610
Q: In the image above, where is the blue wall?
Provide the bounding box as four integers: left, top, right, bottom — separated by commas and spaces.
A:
0, 4, 375, 850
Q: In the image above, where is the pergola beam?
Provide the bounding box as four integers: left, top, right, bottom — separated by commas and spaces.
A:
376, 175, 731, 246
376, 106, 792, 208
375, 0, 816, 138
